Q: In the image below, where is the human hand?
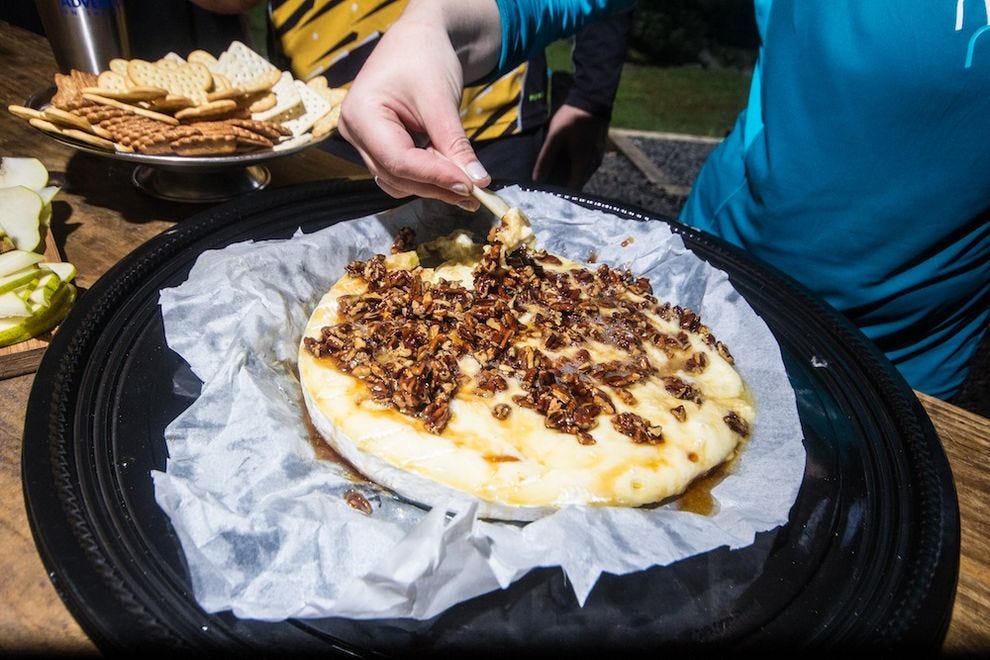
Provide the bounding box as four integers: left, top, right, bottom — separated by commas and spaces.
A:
532, 103, 609, 189
337, 2, 499, 209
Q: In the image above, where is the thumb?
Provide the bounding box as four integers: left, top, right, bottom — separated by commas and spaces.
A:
429, 121, 491, 188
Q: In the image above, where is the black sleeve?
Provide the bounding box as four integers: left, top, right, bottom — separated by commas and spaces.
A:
565, 9, 633, 120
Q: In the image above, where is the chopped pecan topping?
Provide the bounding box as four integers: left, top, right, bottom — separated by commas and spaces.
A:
684, 352, 709, 374
612, 412, 664, 444
305, 225, 734, 442
670, 405, 687, 422
663, 376, 703, 404
344, 489, 373, 515
391, 226, 415, 254
492, 403, 511, 420
723, 410, 750, 437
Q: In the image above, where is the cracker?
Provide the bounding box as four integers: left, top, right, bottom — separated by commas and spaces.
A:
175, 98, 238, 121
81, 85, 168, 102
132, 131, 176, 154
251, 70, 301, 122
272, 132, 313, 151
318, 86, 347, 108
190, 120, 274, 151
28, 116, 61, 134
51, 70, 96, 110
280, 79, 332, 136
246, 91, 276, 113
171, 133, 237, 156
148, 94, 196, 112
210, 72, 232, 91
83, 92, 180, 125
306, 76, 329, 92
61, 127, 118, 151
99, 116, 199, 154
213, 40, 281, 94
7, 104, 45, 120
127, 59, 212, 106
206, 86, 245, 102
43, 106, 91, 130
158, 52, 186, 66
187, 49, 218, 67
30, 116, 117, 151
108, 58, 130, 75
97, 70, 129, 92
42, 106, 112, 139
227, 117, 292, 141
311, 103, 340, 138
74, 104, 130, 124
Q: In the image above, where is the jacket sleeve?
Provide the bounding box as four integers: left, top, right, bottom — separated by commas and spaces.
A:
565, 9, 632, 120
494, 0, 638, 76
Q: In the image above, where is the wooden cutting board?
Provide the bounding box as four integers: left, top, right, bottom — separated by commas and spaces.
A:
0, 231, 66, 380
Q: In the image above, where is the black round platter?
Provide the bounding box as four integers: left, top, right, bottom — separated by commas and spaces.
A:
21, 180, 959, 656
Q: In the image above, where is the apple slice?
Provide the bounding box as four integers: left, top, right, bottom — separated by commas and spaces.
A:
0, 249, 44, 277
0, 290, 32, 318
0, 186, 43, 251
0, 266, 39, 295
0, 280, 76, 347
28, 272, 61, 306
37, 185, 60, 228
39, 261, 76, 282
37, 185, 60, 205
0, 156, 49, 190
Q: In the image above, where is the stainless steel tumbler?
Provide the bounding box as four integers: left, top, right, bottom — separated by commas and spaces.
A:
34, 0, 131, 73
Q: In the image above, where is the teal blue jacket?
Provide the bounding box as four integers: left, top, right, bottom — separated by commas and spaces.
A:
495, 0, 988, 398
680, 1, 990, 398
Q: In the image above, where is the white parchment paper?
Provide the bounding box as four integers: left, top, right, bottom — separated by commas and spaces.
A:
152, 187, 806, 621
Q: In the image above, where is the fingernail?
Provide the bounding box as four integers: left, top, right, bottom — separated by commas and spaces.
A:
465, 161, 489, 182
451, 182, 469, 195
457, 199, 477, 211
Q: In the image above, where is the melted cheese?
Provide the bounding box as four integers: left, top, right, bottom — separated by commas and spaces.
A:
299, 234, 754, 521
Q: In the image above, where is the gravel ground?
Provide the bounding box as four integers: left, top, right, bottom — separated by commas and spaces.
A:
584, 134, 989, 419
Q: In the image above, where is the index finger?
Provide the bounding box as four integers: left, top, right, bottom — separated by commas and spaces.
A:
339, 101, 474, 202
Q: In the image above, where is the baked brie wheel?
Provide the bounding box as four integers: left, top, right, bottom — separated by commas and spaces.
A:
299, 217, 754, 521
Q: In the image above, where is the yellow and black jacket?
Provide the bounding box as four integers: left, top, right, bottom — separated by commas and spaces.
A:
268, 0, 550, 142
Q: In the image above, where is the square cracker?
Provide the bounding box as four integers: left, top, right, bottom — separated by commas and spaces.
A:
251, 70, 301, 122
279, 79, 332, 137
213, 41, 281, 94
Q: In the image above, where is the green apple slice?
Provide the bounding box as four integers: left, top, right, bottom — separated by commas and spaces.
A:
37, 186, 60, 229
0, 186, 43, 251
0, 290, 32, 317
37, 185, 60, 205
30, 271, 60, 297
39, 261, 76, 282
28, 272, 61, 306
0, 249, 44, 278
0, 280, 76, 347
0, 266, 40, 294
0, 157, 49, 190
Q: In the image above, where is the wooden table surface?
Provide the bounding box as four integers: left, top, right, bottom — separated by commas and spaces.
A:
1, 19, 987, 656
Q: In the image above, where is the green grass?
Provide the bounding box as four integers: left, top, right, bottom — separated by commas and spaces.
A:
546, 41, 751, 138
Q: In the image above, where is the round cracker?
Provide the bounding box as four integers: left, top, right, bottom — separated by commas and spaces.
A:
108, 58, 130, 75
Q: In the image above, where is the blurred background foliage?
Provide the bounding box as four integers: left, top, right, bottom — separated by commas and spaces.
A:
549, 0, 760, 136
628, 0, 759, 69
